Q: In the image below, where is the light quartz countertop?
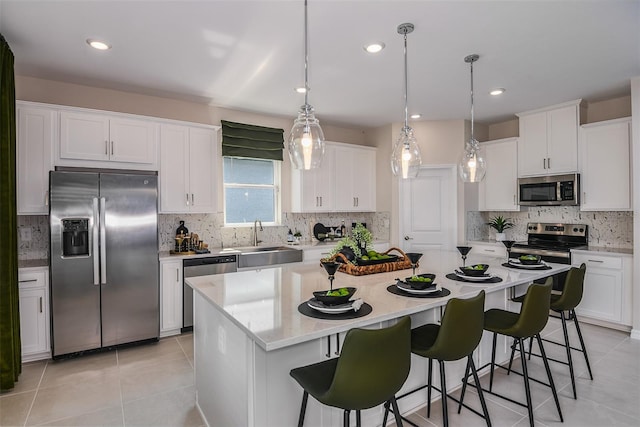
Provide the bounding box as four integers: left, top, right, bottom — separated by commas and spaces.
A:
18, 259, 49, 269
572, 247, 633, 256
186, 250, 570, 352
158, 239, 389, 261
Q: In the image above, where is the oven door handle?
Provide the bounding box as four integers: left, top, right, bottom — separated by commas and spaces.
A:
509, 247, 570, 259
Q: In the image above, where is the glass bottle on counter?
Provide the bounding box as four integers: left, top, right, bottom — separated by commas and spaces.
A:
340, 220, 346, 237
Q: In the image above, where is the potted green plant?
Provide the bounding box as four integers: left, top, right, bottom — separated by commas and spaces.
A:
487, 216, 514, 241
293, 230, 302, 244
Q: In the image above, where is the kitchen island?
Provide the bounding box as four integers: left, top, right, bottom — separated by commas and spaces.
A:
186, 251, 570, 427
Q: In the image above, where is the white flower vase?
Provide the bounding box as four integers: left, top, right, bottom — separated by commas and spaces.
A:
495, 232, 506, 242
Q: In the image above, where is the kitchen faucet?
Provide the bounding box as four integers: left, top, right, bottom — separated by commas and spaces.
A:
253, 219, 263, 246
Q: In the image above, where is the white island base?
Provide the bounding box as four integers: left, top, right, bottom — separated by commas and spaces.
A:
189, 253, 569, 427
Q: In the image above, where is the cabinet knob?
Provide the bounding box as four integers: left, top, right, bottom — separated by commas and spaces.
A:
404, 235, 413, 241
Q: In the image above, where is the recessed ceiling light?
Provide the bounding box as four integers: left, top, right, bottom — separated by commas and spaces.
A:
410, 114, 421, 119
489, 88, 505, 96
295, 87, 307, 94
87, 39, 111, 50
364, 42, 385, 54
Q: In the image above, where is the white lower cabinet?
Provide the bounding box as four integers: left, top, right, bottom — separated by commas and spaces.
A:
18, 267, 50, 362
468, 241, 507, 260
160, 259, 183, 337
572, 251, 632, 326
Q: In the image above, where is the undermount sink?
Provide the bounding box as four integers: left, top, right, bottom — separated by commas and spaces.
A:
236, 245, 303, 268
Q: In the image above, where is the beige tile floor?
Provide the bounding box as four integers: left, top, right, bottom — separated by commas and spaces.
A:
1, 318, 639, 427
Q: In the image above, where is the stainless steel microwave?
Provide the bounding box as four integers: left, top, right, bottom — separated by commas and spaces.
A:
518, 173, 580, 206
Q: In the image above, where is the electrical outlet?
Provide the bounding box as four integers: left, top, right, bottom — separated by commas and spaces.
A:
20, 227, 32, 242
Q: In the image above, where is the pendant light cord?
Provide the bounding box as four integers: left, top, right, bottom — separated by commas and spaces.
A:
303, 0, 309, 108
470, 58, 474, 141
402, 30, 409, 130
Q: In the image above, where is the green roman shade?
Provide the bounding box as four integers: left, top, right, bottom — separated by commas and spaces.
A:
221, 120, 285, 161
0, 32, 20, 391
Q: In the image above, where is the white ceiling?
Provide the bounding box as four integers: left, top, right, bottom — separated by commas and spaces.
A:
1, 1, 639, 128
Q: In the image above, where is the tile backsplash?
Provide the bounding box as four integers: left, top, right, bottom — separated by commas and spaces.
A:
18, 212, 392, 260
466, 207, 633, 249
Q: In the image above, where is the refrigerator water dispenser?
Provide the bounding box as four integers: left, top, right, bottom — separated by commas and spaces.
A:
62, 219, 89, 257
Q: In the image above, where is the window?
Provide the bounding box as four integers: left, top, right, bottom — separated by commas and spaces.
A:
223, 157, 280, 225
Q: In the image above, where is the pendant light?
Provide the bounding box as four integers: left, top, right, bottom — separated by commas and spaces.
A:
458, 54, 487, 182
391, 23, 422, 180
288, 0, 324, 170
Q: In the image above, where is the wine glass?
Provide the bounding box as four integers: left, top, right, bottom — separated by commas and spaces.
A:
405, 252, 423, 276
501, 240, 516, 263
321, 261, 340, 291
456, 246, 472, 267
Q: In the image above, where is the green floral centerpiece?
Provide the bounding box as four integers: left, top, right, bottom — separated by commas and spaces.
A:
327, 223, 372, 263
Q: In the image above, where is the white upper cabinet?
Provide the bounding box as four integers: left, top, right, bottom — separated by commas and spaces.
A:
17, 103, 55, 214
59, 110, 158, 168
517, 100, 582, 177
291, 144, 336, 212
291, 142, 376, 213
159, 124, 218, 213
478, 137, 519, 211
334, 144, 376, 212
579, 117, 632, 211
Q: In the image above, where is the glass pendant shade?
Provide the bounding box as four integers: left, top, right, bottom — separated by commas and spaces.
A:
459, 137, 486, 182
391, 126, 421, 179
289, 105, 325, 170
459, 53, 486, 183
392, 22, 422, 179
288, 0, 324, 170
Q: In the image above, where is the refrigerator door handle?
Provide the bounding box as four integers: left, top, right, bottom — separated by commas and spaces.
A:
100, 197, 107, 285
92, 198, 100, 285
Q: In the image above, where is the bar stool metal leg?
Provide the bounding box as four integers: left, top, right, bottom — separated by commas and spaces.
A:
427, 358, 433, 417
457, 357, 471, 414
297, 391, 309, 427
536, 334, 564, 422
469, 356, 492, 427
518, 338, 535, 427
343, 409, 350, 427
489, 332, 497, 391
439, 361, 449, 427
572, 309, 594, 380
560, 311, 577, 399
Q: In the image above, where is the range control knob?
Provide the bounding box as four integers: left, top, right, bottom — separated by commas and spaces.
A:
579, 228, 584, 232
573, 227, 578, 232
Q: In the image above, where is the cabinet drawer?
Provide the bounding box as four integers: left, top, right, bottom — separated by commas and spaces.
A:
469, 244, 506, 258
572, 253, 622, 270
18, 270, 47, 289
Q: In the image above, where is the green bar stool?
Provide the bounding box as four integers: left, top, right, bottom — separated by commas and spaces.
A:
461, 280, 563, 427
289, 316, 411, 427
384, 291, 491, 427
507, 263, 593, 399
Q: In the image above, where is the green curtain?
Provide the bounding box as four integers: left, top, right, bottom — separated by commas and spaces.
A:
0, 33, 20, 391
221, 120, 284, 161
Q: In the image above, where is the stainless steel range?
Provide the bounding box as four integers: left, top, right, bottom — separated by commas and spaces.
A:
509, 222, 588, 289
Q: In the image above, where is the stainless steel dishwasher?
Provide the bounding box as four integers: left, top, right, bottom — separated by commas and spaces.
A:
182, 255, 237, 331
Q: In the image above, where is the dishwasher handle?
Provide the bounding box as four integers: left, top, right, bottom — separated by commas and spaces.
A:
183, 256, 237, 267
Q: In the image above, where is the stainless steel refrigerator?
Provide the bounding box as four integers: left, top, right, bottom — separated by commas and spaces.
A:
49, 170, 159, 357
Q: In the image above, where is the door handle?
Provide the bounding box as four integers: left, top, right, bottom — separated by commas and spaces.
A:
100, 197, 107, 285
335, 334, 341, 356
18, 279, 37, 283
587, 259, 604, 263
92, 198, 100, 285
45, 190, 49, 206
319, 196, 322, 207
543, 158, 547, 169
191, 193, 194, 205
39, 296, 43, 313
176, 268, 180, 282
186, 193, 190, 206
404, 236, 413, 241
110, 141, 114, 155
105, 140, 108, 155
326, 336, 331, 358
547, 157, 551, 169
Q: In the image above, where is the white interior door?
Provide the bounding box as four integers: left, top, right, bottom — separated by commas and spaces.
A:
400, 166, 457, 253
